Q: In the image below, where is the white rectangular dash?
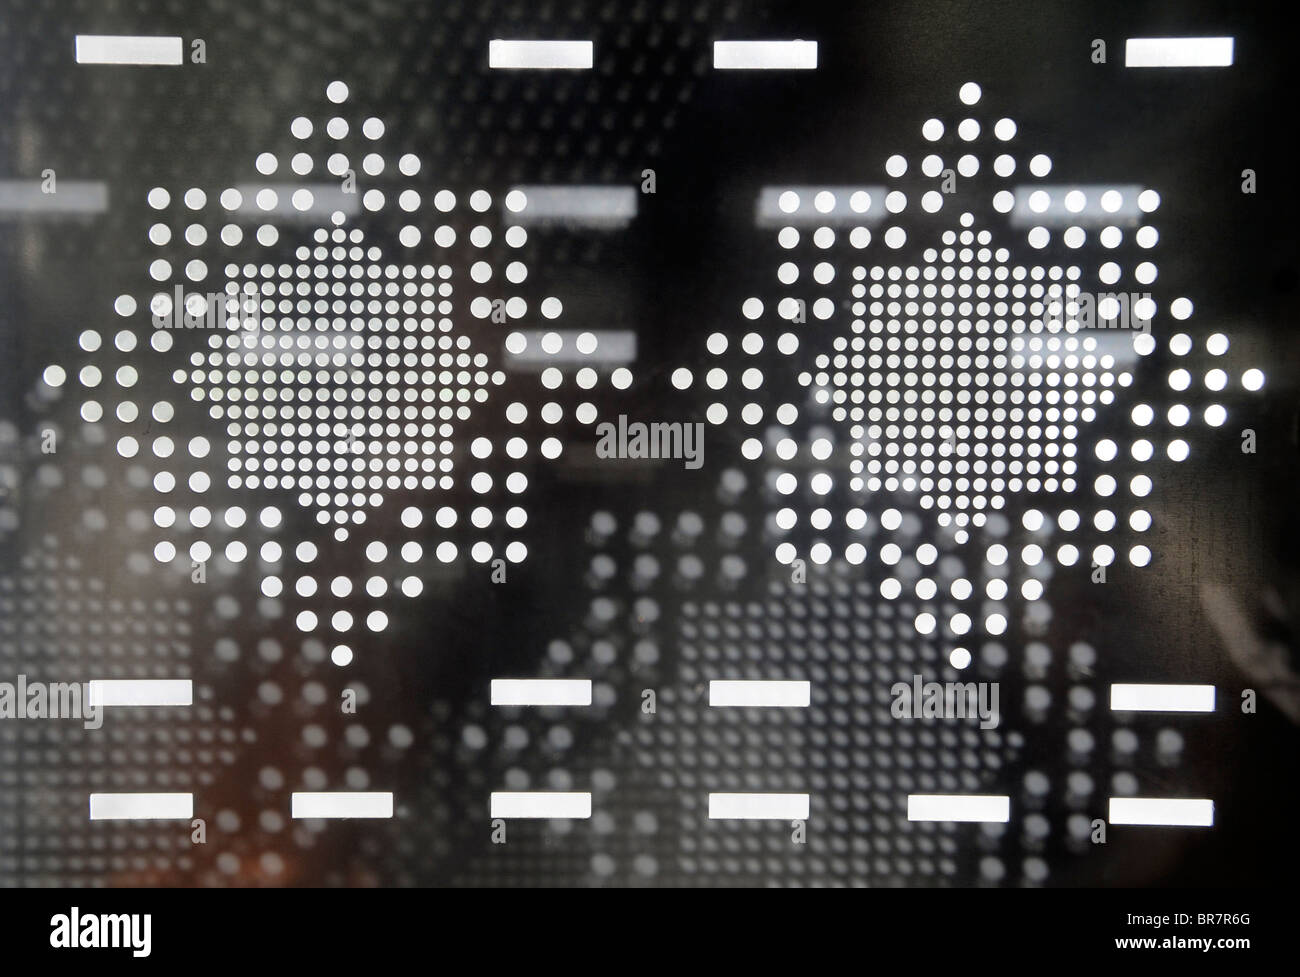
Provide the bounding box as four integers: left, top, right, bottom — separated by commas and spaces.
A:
1008, 184, 1145, 227
1110, 683, 1215, 713
907, 794, 1010, 823
491, 791, 592, 819
491, 679, 592, 707
506, 185, 637, 228
291, 792, 394, 819
90, 793, 192, 820
506, 330, 637, 367
0, 180, 108, 215
1125, 37, 1234, 68
235, 183, 358, 218
1109, 797, 1215, 826
75, 35, 183, 66
755, 186, 886, 226
710, 680, 810, 708
708, 792, 809, 820
88, 679, 192, 708
714, 40, 818, 70
489, 40, 592, 70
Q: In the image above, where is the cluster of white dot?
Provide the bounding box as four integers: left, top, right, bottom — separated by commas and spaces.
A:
40, 80, 639, 656
671, 80, 1268, 664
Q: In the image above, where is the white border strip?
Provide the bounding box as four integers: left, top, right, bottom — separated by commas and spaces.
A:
489, 40, 593, 70
75, 35, 183, 65
291, 792, 394, 819
1109, 797, 1215, 826
491, 679, 592, 706
708, 792, 809, 820
714, 40, 818, 70
709, 680, 810, 707
90, 793, 192, 820
1125, 37, 1234, 68
907, 794, 1010, 823
491, 791, 592, 819
1110, 683, 1215, 712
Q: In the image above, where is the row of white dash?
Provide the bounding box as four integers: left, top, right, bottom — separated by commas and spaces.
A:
80, 679, 1214, 824
484, 679, 1214, 824
84, 791, 1212, 825
75, 36, 1234, 68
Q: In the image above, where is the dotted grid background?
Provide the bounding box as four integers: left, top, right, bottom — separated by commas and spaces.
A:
1, 0, 1298, 886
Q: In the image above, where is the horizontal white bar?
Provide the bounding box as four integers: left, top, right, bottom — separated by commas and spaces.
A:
1110, 683, 1215, 712
489, 40, 592, 70
755, 186, 888, 226
291, 792, 393, 819
507, 185, 637, 227
0, 180, 108, 215
710, 680, 810, 707
505, 330, 637, 366
491, 679, 592, 706
75, 35, 183, 65
87, 680, 192, 707
714, 40, 818, 70
708, 792, 809, 820
1109, 797, 1215, 826
90, 793, 192, 820
1009, 184, 1145, 227
1125, 37, 1233, 68
907, 794, 1010, 823
491, 791, 591, 819
234, 184, 359, 218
